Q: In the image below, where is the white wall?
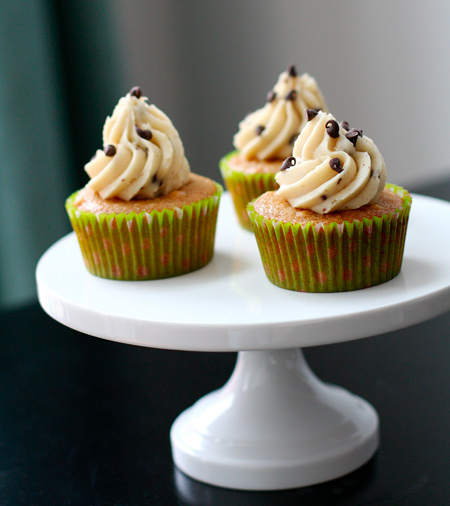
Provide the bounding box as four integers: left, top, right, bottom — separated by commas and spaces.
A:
113, 0, 450, 189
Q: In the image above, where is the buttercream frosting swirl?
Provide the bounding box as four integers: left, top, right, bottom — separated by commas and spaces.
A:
276, 111, 386, 213
85, 87, 190, 200
233, 66, 327, 161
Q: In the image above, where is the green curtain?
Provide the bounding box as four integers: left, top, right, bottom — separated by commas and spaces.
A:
0, 1, 125, 309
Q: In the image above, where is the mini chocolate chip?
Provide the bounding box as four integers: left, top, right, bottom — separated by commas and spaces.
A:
267, 90, 277, 102
130, 86, 142, 98
280, 156, 297, 171
285, 89, 297, 101
337, 178, 342, 185
345, 128, 362, 147
136, 126, 152, 140
104, 144, 116, 157
326, 120, 340, 138
321, 195, 327, 201
289, 133, 298, 145
340, 121, 350, 131
306, 108, 320, 121
287, 64, 297, 77
255, 125, 265, 135
329, 157, 343, 173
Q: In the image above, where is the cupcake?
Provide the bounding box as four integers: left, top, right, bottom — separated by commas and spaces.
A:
66, 86, 222, 280
247, 110, 412, 292
220, 65, 327, 230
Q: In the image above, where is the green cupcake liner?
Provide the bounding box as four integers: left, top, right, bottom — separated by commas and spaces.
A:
66, 183, 222, 280
220, 151, 279, 231
247, 184, 412, 292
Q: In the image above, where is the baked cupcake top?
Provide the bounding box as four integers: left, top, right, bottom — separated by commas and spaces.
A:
85, 86, 190, 201
276, 110, 386, 214
233, 65, 327, 161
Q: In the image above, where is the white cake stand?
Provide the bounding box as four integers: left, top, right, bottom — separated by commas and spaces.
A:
36, 192, 450, 491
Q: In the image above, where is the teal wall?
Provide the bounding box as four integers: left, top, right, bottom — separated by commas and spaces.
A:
0, 1, 125, 308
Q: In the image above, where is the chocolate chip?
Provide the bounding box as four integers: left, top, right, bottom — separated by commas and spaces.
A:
326, 120, 340, 138
345, 128, 362, 147
267, 90, 277, 103
130, 86, 142, 98
280, 156, 297, 171
136, 126, 152, 140
306, 108, 320, 121
289, 134, 298, 145
340, 121, 350, 131
255, 125, 265, 135
287, 64, 297, 77
337, 178, 342, 185
285, 90, 297, 101
104, 144, 116, 157
321, 195, 327, 201
329, 157, 343, 173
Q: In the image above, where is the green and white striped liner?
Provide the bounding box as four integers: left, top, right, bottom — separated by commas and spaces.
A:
66, 183, 222, 280
220, 151, 279, 231
247, 184, 412, 292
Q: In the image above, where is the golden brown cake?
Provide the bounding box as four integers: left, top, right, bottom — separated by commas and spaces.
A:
247, 110, 412, 292
66, 87, 222, 280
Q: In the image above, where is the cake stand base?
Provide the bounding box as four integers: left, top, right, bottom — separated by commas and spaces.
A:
170, 348, 379, 490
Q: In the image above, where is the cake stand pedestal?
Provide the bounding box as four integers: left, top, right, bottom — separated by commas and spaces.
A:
36, 193, 450, 490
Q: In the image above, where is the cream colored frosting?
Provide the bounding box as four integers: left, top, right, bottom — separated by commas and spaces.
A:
233, 68, 327, 161
276, 111, 386, 213
85, 88, 190, 200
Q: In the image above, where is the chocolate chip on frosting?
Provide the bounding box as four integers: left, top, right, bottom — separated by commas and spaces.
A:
255, 125, 265, 135
289, 133, 298, 145
345, 128, 362, 147
266, 90, 277, 103
326, 120, 340, 138
104, 144, 116, 157
280, 156, 297, 171
329, 157, 343, 173
285, 89, 297, 101
130, 86, 142, 98
136, 126, 153, 140
306, 108, 320, 121
321, 195, 327, 201
340, 121, 350, 131
287, 64, 297, 77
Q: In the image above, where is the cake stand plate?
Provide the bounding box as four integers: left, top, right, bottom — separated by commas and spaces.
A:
36, 193, 450, 490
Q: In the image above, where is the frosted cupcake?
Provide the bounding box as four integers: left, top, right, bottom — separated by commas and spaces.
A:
220, 65, 327, 230
247, 110, 412, 292
66, 86, 222, 280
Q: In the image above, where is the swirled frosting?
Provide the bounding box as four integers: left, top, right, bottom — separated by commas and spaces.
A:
85, 87, 190, 200
233, 66, 327, 161
276, 111, 386, 214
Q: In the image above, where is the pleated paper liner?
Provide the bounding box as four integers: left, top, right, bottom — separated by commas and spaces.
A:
220, 151, 279, 231
66, 183, 222, 280
247, 184, 412, 293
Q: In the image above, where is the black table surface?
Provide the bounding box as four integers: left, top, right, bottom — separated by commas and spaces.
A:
2, 179, 450, 506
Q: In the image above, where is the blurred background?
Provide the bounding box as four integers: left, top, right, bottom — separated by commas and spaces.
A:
1, 0, 449, 309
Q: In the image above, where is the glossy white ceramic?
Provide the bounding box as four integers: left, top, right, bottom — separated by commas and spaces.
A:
36, 192, 450, 490
171, 348, 379, 490
37, 193, 450, 351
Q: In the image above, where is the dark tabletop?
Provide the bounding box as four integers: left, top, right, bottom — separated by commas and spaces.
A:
2, 178, 450, 506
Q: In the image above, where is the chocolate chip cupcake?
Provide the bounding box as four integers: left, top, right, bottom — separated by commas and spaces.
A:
247, 110, 412, 292
220, 65, 328, 230
66, 87, 222, 280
